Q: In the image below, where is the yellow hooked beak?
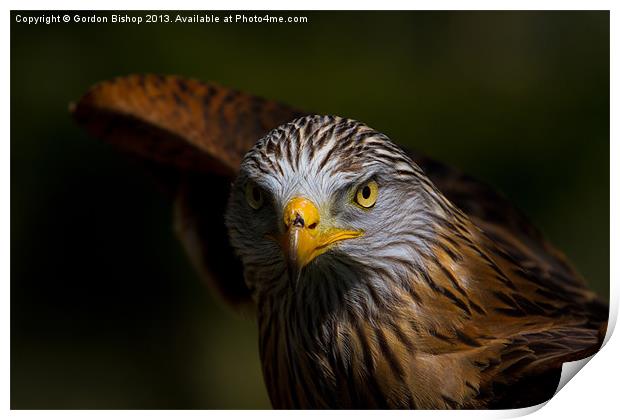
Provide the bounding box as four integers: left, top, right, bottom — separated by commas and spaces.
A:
275, 197, 363, 282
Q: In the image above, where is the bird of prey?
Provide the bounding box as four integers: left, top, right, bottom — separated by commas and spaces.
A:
72, 74, 608, 409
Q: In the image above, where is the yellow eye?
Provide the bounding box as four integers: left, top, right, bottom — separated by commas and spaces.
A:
245, 181, 264, 210
355, 180, 379, 208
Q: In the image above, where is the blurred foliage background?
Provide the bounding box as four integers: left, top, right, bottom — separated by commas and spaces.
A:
11, 11, 609, 409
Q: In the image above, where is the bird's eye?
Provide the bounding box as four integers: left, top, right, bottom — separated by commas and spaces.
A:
355, 180, 379, 208
245, 181, 264, 210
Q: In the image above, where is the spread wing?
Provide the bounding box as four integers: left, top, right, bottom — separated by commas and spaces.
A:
71, 75, 596, 319
72, 74, 304, 309
71, 74, 305, 175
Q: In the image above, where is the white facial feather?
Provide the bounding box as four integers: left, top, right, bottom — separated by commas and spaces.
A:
225, 115, 443, 303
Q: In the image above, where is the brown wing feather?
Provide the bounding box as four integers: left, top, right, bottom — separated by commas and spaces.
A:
477, 323, 603, 408
71, 74, 305, 175
71, 74, 304, 308
410, 152, 584, 287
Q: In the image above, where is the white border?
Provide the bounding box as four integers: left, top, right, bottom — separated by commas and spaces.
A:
3, 2, 617, 420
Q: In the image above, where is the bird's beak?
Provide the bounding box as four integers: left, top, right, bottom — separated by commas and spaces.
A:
274, 197, 363, 286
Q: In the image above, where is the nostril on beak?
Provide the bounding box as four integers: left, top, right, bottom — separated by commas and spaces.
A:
292, 213, 305, 228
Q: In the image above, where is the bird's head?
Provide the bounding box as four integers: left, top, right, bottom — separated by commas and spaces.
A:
225, 115, 445, 300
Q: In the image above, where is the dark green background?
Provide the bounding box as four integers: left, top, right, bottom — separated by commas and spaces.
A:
11, 11, 609, 409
